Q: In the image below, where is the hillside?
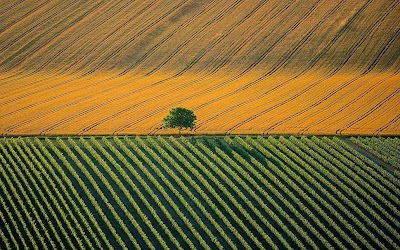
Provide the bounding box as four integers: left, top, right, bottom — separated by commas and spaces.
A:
0, 0, 399, 135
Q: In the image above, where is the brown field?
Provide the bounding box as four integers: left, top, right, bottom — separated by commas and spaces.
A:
0, 0, 399, 135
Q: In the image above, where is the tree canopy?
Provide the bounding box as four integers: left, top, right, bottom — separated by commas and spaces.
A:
163, 107, 196, 134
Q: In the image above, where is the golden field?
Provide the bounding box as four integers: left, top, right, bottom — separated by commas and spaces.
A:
0, 0, 399, 135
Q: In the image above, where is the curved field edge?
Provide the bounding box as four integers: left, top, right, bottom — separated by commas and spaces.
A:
0, 135, 399, 250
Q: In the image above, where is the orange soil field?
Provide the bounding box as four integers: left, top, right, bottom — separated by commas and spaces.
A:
0, 0, 399, 135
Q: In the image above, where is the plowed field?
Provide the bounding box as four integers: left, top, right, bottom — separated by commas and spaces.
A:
1, 0, 399, 135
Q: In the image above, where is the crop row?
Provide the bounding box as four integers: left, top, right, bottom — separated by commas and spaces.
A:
351, 136, 400, 169
0, 135, 399, 249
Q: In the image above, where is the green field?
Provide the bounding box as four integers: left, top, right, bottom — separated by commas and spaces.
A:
351, 137, 400, 171
0, 135, 399, 249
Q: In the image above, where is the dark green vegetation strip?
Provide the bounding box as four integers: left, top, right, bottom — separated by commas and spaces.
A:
351, 137, 400, 171
0, 136, 399, 250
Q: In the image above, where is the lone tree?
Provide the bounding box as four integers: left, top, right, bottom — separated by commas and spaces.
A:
163, 107, 196, 135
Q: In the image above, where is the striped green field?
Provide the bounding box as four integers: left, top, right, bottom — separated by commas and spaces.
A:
351, 137, 400, 170
0, 136, 399, 249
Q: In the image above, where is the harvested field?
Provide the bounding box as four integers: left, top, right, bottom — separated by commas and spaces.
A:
0, 0, 399, 135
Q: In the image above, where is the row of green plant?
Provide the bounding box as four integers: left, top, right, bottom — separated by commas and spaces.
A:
351, 137, 400, 170
0, 136, 398, 249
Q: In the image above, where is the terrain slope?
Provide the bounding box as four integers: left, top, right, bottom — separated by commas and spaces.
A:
0, 0, 399, 135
